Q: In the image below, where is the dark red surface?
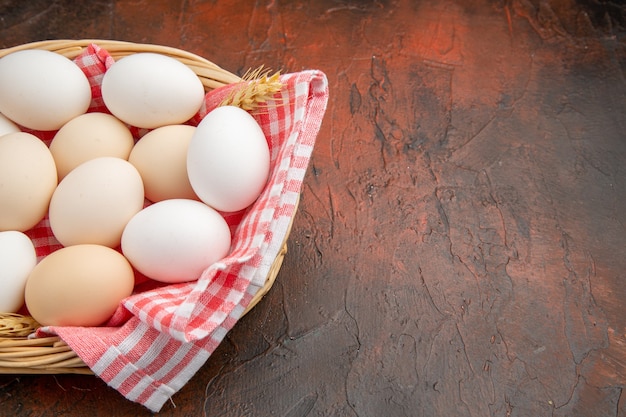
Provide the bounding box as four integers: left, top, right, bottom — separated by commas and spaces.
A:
1, 1, 626, 416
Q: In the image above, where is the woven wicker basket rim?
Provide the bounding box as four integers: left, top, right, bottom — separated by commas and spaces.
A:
0, 39, 242, 89
0, 39, 295, 375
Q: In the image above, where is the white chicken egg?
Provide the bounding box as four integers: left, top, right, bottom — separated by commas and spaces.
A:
186, 106, 270, 213
0, 231, 37, 313
121, 199, 231, 283
101, 53, 205, 129
0, 49, 91, 131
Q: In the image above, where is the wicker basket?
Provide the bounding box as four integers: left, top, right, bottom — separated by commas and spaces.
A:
0, 39, 293, 375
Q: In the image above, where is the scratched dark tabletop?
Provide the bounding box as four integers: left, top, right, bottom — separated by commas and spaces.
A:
1, 1, 626, 416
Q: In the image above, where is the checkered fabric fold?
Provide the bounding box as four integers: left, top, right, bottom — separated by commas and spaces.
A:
24, 44, 328, 412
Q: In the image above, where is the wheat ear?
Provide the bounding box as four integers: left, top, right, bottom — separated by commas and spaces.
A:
219, 66, 283, 111
0, 313, 40, 337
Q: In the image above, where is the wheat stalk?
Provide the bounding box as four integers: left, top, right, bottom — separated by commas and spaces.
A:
219, 66, 283, 111
0, 313, 40, 338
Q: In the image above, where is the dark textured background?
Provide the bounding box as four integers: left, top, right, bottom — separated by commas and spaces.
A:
1, 1, 625, 416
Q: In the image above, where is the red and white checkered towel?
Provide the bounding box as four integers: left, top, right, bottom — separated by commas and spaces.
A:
23, 44, 328, 412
